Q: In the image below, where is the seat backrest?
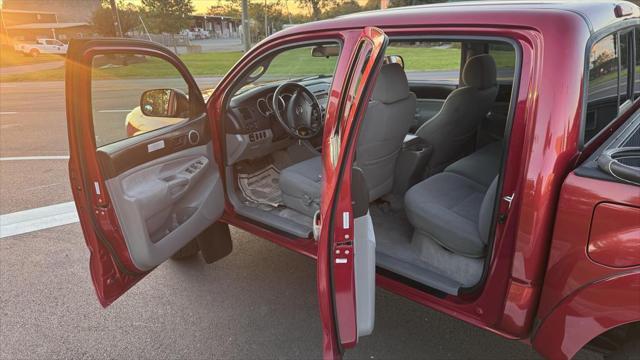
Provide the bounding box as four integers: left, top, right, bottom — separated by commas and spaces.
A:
356, 63, 416, 201
416, 54, 499, 176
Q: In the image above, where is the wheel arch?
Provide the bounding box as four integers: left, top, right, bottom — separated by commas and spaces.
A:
532, 271, 640, 360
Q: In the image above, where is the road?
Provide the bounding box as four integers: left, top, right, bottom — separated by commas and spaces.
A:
0, 79, 600, 359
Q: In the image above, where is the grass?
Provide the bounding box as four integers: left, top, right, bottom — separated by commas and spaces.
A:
0, 46, 517, 82
0, 49, 64, 68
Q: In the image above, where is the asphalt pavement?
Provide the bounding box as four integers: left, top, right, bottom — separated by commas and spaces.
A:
0, 79, 602, 359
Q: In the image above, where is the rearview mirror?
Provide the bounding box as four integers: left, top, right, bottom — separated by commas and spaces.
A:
311, 45, 340, 58
384, 55, 404, 68
140, 88, 189, 118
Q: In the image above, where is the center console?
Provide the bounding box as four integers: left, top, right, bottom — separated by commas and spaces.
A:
393, 134, 432, 195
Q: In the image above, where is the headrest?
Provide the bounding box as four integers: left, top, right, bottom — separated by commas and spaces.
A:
462, 54, 497, 90
372, 63, 410, 104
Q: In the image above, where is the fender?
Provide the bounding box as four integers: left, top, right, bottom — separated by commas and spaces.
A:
532, 271, 640, 360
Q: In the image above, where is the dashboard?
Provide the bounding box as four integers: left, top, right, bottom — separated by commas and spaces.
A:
224, 77, 332, 165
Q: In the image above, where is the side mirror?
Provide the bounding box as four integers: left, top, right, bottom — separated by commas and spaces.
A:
140, 88, 189, 118
384, 55, 404, 68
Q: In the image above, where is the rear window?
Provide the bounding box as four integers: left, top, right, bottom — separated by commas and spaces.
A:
584, 29, 635, 144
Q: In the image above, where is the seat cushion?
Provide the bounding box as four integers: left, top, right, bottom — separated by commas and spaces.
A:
405, 172, 488, 258
279, 156, 322, 217
444, 141, 502, 188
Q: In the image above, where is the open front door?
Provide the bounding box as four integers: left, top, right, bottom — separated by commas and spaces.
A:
66, 39, 229, 307
317, 27, 388, 358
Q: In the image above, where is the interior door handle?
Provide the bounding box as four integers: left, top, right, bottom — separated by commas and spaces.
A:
166, 176, 189, 199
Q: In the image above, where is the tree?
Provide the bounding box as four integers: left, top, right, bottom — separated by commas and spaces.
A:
206, 3, 241, 19
321, 0, 363, 19
295, 0, 332, 20
141, 0, 195, 34
91, 0, 141, 36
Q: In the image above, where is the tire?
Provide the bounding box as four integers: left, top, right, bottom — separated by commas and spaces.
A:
170, 240, 200, 260
606, 329, 640, 360
29, 49, 40, 57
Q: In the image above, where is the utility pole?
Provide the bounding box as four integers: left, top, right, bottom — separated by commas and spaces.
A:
109, 0, 123, 37
241, 0, 251, 52
264, 0, 268, 38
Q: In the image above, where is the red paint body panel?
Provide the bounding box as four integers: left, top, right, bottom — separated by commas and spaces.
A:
533, 272, 640, 360
534, 174, 640, 357
588, 203, 640, 268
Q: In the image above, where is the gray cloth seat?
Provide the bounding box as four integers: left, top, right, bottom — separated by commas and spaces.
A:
404, 142, 501, 258
444, 141, 502, 188
415, 54, 499, 176
279, 156, 323, 218
280, 64, 416, 217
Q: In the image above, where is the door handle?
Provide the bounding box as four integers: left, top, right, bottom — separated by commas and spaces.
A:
166, 176, 189, 199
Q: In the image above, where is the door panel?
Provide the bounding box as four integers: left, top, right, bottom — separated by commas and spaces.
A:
105, 143, 223, 270
65, 39, 226, 306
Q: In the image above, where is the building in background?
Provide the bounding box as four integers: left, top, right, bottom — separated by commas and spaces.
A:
2, 0, 100, 23
1, 0, 98, 45
191, 15, 240, 38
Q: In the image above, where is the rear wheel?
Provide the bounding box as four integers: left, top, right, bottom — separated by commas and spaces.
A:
170, 240, 200, 260
29, 49, 40, 57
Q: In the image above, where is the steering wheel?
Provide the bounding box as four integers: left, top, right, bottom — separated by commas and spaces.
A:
272, 82, 323, 139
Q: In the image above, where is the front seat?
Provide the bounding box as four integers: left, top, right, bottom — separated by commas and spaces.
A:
279, 63, 416, 217
415, 54, 498, 176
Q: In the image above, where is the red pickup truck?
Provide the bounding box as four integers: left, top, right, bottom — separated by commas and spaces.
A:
65, 1, 639, 359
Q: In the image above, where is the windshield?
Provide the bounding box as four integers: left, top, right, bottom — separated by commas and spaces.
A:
238, 44, 340, 92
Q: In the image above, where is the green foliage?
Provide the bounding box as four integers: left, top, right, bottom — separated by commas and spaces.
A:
140, 0, 195, 34
388, 0, 446, 7
295, 0, 333, 20
91, 1, 141, 36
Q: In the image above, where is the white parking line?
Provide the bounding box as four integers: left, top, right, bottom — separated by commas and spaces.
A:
0, 201, 79, 239
0, 156, 69, 161
0, 112, 17, 115
98, 109, 132, 113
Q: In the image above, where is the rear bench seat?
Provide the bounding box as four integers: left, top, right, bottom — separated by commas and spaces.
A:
405, 142, 502, 259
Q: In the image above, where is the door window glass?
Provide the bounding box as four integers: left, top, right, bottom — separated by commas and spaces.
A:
387, 41, 461, 84
91, 53, 191, 147
489, 42, 517, 83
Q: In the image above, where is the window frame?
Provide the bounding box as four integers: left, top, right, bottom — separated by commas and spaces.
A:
617, 29, 633, 110
580, 21, 640, 149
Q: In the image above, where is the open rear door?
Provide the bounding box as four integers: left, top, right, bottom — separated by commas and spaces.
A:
65, 39, 229, 307
317, 27, 388, 358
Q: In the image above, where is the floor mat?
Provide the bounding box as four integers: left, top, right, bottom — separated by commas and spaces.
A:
237, 165, 283, 208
